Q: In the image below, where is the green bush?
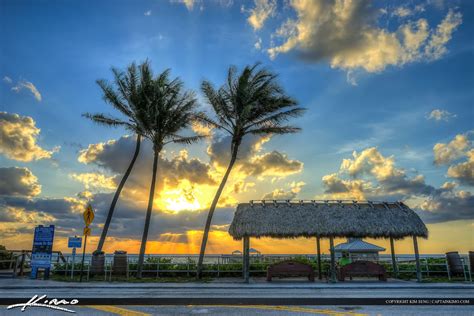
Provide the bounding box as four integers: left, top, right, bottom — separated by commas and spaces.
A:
0, 245, 13, 269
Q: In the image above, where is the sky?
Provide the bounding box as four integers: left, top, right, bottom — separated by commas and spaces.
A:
0, 0, 473, 255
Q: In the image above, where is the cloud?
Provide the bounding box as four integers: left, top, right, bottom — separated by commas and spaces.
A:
208, 134, 303, 178
0, 206, 55, 224
433, 133, 471, 165
338, 147, 434, 197
262, 181, 305, 200
3, 76, 12, 84
245, 0, 277, 30
78, 136, 216, 212
0, 193, 92, 240
254, 37, 262, 50
70, 173, 117, 191
0, 112, 58, 161
427, 109, 456, 121
321, 147, 435, 200
215, 0, 233, 8
322, 173, 370, 200
232, 181, 255, 194
11, 80, 42, 101
79, 136, 215, 187
78, 133, 302, 214
424, 9, 462, 60
0, 167, 41, 197
446, 149, 474, 186
171, 0, 197, 11
393, 6, 412, 18
320, 147, 473, 223
416, 183, 474, 223
266, 1, 461, 75
144, 10, 152, 16
241, 151, 303, 177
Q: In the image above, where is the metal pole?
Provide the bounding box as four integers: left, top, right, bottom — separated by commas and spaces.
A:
64, 256, 68, 277
12, 255, 18, 278
243, 236, 250, 283
413, 236, 422, 282
19, 252, 25, 276
329, 237, 336, 283
316, 237, 322, 280
187, 256, 190, 277
446, 254, 451, 280
390, 237, 398, 278
71, 248, 76, 279
79, 234, 88, 282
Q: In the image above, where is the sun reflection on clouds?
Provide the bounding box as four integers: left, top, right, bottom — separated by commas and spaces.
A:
156, 179, 215, 213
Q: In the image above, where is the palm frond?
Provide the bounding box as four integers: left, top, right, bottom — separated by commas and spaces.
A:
201, 63, 304, 142
246, 125, 301, 135
246, 107, 306, 130
82, 113, 132, 129
169, 135, 208, 145
192, 112, 229, 132
96, 79, 133, 118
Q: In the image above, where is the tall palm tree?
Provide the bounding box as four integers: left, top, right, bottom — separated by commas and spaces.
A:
136, 65, 205, 278
195, 63, 305, 278
84, 62, 153, 252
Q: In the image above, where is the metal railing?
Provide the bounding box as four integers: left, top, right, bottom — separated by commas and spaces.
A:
37, 253, 472, 282
2, 252, 471, 281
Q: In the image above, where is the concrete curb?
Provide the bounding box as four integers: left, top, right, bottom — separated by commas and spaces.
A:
1, 284, 473, 290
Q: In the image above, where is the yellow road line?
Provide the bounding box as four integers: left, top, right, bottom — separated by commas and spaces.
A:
86, 305, 151, 316
197, 305, 368, 316
86, 304, 367, 316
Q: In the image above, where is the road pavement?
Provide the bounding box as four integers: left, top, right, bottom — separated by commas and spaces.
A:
0, 279, 472, 315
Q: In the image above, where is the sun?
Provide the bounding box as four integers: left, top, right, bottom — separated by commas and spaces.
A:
164, 194, 201, 212
158, 181, 204, 213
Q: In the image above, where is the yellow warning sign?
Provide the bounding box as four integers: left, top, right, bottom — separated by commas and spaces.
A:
83, 204, 95, 226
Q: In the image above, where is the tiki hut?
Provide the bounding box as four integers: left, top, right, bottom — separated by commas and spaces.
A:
228, 200, 428, 282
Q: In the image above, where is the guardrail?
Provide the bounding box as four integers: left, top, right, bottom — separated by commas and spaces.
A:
2, 253, 471, 281
40, 254, 472, 282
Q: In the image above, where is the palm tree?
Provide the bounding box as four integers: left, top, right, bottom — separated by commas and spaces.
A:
84, 62, 152, 252
195, 63, 305, 278
136, 65, 205, 278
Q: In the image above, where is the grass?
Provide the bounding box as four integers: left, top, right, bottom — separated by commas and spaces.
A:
50, 274, 212, 283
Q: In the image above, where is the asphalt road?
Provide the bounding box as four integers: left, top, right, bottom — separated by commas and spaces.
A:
2, 304, 474, 315
1, 279, 472, 315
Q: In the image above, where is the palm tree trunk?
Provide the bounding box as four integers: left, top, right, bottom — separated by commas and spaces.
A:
96, 134, 141, 252
197, 143, 239, 279
137, 149, 159, 278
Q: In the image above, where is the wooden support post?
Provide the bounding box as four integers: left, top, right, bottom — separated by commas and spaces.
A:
243, 236, 250, 283
329, 237, 336, 283
390, 237, 398, 278
413, 236, 422, 282
316, 237, 322, 280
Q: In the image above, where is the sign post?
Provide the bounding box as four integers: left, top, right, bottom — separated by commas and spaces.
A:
31, 225, 55, 279
68, 236, 82, 279
79, 204, 94, 282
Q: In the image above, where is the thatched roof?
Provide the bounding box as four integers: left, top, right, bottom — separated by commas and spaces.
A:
228, 200, 428, 240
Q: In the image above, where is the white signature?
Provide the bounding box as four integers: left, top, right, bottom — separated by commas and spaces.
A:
7, 294, 78, 313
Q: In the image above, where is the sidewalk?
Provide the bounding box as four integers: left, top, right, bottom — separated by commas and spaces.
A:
0, 278, 473, 291
0, 278, 472, 306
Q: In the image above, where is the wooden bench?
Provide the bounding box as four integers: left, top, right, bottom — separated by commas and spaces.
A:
338, 260, 387, 281
267, 260, 315, 282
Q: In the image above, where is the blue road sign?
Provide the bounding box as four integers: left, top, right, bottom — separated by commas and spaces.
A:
68, 236, 82, 248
